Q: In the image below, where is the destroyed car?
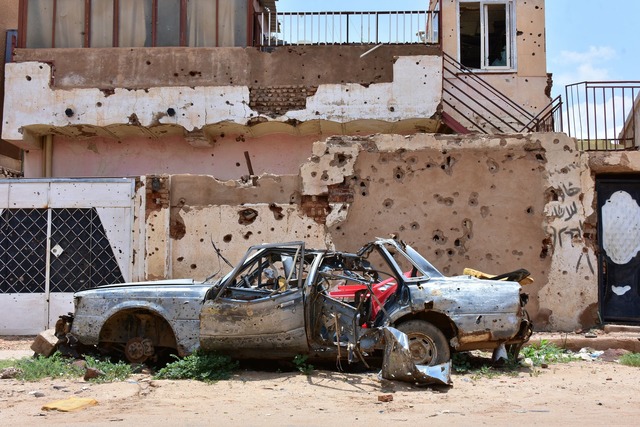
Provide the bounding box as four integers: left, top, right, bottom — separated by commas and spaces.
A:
58, 239, 532, 375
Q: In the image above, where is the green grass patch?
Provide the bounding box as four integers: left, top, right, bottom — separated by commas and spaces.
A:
0, 352, 132, 382
452, 352, 520, 378
0, 358, 19, 370
2, 353, 83, 381
84, 356, 133, 383
619, 353, 640, 367
154, 352, 238, 382
521, 340, 579, 366
292, 354, 314, 375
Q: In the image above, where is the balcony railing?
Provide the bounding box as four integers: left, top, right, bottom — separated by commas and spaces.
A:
565, 82, 640, 151
254, 10, 440, 47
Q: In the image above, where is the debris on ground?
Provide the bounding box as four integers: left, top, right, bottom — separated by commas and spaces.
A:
600, 348, 632, 362
83, 367, 105, 381
42, 397, 98, 412
0, 367, 23, 379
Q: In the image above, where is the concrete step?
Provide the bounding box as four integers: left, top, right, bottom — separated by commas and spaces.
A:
531, 330, 640, 353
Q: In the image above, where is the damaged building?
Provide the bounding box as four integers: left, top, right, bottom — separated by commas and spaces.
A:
0, 0, 638, 336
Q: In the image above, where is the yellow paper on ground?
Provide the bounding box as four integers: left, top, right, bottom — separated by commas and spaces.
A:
42, 397, 98, 412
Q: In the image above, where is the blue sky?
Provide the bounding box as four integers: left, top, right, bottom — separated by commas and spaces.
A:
277, 1, 639, 98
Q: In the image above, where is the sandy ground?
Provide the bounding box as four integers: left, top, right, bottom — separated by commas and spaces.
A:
1, 336, 639, 426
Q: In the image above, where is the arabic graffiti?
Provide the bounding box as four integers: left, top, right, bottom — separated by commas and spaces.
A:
546, 180, 595, 274
549, 182, 582, 221
550, 201, 578, 221
547, 224, 582, 249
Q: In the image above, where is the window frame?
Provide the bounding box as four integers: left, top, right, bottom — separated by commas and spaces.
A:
457, 0, 516, 72
17, 0, 258, 48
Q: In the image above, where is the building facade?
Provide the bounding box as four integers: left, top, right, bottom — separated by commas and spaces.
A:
2, 1, 640, 334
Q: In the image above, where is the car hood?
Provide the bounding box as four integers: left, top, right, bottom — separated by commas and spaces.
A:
74, 278, 216, 298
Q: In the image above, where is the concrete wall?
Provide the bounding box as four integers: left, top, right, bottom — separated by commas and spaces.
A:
129, 132, 608, 332
3, 51, 442, 155
440, 0, 550, 127
0, 0, 21, 172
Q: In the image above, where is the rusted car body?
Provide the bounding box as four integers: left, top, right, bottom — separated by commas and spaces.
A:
63, 239, 532, 372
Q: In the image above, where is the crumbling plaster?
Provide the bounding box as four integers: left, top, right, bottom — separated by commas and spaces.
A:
2, 55, 441, 149
138, 132, 604, 331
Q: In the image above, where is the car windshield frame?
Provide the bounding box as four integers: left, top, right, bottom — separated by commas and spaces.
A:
373, 239, 443, 283
213, 242, 306, 300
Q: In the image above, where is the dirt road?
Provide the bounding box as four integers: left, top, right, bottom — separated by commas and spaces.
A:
1, 337, 639, 426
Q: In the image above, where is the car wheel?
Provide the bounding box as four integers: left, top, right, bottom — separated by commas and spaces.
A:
395, 320, 451, 365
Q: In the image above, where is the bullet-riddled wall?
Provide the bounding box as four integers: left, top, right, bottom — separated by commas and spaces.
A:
136, 132, 601, 332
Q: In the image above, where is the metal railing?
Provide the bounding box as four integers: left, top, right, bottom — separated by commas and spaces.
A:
523, 95, 563, 133
254, 10, 440, 46
565, 81, 640, 151
442, 52, 534, 133
441, 52, 562, 135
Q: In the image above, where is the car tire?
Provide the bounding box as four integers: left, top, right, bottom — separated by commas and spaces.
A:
395, 320, 451, 365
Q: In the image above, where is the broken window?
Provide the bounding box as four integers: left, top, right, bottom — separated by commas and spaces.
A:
459, 0, 514, 70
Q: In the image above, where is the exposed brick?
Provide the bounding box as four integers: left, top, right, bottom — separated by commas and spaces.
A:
301, 195, 330, 224
328, 182, 355, 203
145, 175, 170, 220
249, 85, 319, 118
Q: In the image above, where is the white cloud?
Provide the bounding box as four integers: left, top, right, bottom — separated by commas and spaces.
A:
551, 46, 617, 94
557, 46, 616, 65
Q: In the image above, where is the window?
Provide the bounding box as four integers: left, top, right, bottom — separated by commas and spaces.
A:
459, 1, 514, 70
19, 0, 252, 48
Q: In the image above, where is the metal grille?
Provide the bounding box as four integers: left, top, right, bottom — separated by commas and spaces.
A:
0, 209, 48, 293
50, 209, 124, 292
0, 208, 124, 294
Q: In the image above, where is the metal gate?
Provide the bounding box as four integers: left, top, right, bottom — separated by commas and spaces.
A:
0, 179, 135, 334
597, 175, 640, 324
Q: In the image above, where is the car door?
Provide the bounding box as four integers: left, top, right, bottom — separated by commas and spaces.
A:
200, 243, 309, 358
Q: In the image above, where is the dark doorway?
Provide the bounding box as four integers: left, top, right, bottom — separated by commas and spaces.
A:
597, 175, 640, 324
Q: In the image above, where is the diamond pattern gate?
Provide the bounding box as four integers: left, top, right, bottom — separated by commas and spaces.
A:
0, 180, 135, 334
0, 209, 47, 294
49, 209, 124, 293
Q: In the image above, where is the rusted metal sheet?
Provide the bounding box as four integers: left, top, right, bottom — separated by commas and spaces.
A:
381, 327, 451, 385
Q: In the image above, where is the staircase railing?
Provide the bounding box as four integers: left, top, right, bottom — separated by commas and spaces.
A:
442, 52, 559, 134
522, 95, 563, 133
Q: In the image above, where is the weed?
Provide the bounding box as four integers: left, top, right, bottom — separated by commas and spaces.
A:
619, 353, 640, 367
453, 351, 520, 379
452, 352, 472, 373
521, 340, 578, 366
471, 365, 500, 380
2, 353, 83, 382
155, 352, 238, 382
85, 356, 133, 383
0, 359, 18, 370
0, 353, 133, 382
292, 354, 314, 375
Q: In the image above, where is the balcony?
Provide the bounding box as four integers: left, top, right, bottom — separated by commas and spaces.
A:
3, 4, 444, 149
565, 82, 640, 151
253, 10, 440, 47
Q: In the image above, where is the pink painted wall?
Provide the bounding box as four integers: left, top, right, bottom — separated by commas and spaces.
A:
37, 133, 316, 179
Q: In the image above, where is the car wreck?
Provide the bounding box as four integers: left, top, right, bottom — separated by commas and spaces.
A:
52, 239, 532, 385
